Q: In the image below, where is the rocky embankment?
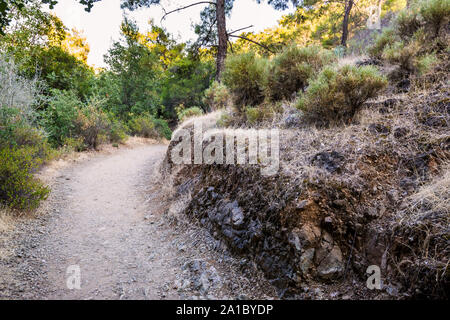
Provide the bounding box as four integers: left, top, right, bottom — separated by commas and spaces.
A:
161, 83, 449, 299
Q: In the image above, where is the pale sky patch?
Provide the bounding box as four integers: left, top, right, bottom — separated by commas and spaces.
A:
45, 0, 292, 68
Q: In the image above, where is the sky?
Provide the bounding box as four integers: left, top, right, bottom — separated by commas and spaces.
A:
46, 0, 292, 68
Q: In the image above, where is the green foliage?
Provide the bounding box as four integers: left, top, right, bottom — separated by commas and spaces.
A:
382, 40, 420, 72
0, 57, 53, 161
74, 100, 110, 149
42, 90, 80, 147
152, 117, 172, 140
108, 118, 128, 144
415, 53, 440, 75
0, 3, 95, 101
396, 6, 423, 40
11, 125, 54, 160
62, 136, 86, 152
32, 46, 95, 100
0, 112, 54, 163
0, 146, 50, 210
128, 114, 157, 138
203, 81, 231, 111
368, 28, 398, 59
0, 52, 52, 211
222, 52, 268, 111
42, 90, 124, 149
233, 1, 406, 54
103, 19, 162, 118
128, 113, 171, 139
216, 112, 233, 128
177, 106, 204, 122
160, 57, 214, 119
265, 45, 336, 101
99, 19, 213, 122
245, 101, 283, 125
0, 106, 30, 147
245, 106, 263, 125
297, 65, 387, 123
419, 0, 450, 36
368, 0, 449, 79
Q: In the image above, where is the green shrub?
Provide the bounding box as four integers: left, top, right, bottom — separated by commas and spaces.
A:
396, 6, 423, 40
265, 45, 336, 101
216, 112, 233, 128
373, 0, 450, 62
245, 107, 262, 125
368, 28, 398, 59
415, 53, 440, 75
43, 91, 132, 148
382, 40, 420, 72
152, 118, 172, 140
128, 114, 158, 138
42, 90, 80, 147
0, 104, 45, 150
12, 126, 54, 161
245, 102, 283, 125
0, 104, 54, 162
420, 0, 450, 36
74, 102, 110, 149
203, 81, 231, 110
297, 65, 387, 123
0, 147, 50, 210
108, 119, 128, 144
222, 52, 268, 111
178, 106, 204, 122
128, 114, 171, 140
62, 137, 86, 152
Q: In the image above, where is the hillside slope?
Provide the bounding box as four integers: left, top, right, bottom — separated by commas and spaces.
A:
160, 64, 449, 299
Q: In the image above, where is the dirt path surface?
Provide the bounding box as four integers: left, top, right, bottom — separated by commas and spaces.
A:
0, 144, 275, 300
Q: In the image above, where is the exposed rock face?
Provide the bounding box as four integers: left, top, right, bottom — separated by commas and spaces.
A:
172, 164, 357, 296
311, 151, 345, 173
316, 245, 344, 280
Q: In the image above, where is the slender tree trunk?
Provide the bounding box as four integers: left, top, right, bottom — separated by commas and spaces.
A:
215, 0, 227, 82
341, 0, 354, 47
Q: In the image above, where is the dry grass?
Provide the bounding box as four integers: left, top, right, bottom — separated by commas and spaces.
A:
0, 206, 14, 233
399, 162, 450, 231
337, 54, 368, 67
176, 110, 224, 132
0, 206, 15, 259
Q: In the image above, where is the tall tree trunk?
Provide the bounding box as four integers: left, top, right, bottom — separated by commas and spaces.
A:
215, 0, 227, 82
341, 0, 354, 48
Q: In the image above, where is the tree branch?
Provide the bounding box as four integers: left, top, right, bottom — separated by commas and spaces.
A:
228, 39, 234, 53
228, 34, 275, 54
161, 1, 216, 22
227, 25, 253, 35
200, 17, 217, 47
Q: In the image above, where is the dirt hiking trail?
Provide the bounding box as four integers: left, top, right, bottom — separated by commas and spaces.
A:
0, 144, 275, 300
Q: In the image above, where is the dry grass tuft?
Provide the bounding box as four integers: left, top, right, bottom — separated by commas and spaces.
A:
176, 110, 224, 133
400, 162, 449, 230
337, 54, 368, 67
0, 206, 14, 233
